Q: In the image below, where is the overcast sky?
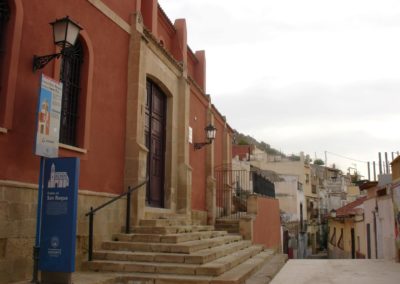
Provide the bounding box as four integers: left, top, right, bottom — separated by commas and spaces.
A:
159, 0, 400, 179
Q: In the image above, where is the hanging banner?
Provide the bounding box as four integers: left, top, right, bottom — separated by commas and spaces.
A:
39, 157, 80, 272
34, 74, 63, 158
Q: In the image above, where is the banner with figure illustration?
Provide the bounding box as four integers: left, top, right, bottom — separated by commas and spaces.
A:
35, 74, 62, 158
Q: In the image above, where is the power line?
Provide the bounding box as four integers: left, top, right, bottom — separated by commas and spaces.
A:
325, 151, 368, 164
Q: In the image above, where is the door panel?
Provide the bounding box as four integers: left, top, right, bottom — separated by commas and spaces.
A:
145, 80, 166, 207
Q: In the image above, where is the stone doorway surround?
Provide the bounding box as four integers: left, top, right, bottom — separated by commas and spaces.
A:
124, 13, 192, 226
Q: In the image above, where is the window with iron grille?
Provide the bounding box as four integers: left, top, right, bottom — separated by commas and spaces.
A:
59, 39, 83, 146
312, 184, 317, 194
0, 0, 10, 92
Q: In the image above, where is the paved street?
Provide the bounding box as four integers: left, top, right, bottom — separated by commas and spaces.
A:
271, 259, 400, 284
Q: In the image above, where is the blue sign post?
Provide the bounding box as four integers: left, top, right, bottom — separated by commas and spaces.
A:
38, 157, 80, 275
31, 74, 73, 283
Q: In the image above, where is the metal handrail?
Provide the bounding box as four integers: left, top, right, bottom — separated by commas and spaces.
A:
85, 178, 148, 261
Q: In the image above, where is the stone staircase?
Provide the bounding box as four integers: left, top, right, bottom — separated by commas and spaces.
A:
85, 214, 286, 284
215, 219, 240, 234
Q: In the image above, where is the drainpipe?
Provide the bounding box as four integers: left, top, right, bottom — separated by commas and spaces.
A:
373, 207, 378, 259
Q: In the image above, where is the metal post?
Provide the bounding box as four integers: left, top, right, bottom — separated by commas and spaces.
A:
88, 207, 94, 261
373, 161, 376, 181
126, 187, 131, 234
31, 157, 45, 283
378, 152, 382, 175
31, 246, 40, 284
367, 162, 371, 181
385, 152, 389, 174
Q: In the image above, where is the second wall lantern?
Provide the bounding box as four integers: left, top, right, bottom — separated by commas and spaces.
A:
194, 123, 217, 150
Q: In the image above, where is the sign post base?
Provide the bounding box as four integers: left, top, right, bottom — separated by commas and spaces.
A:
41, 272, 72, 284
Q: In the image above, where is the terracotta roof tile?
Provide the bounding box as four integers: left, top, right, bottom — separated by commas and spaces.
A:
336, 196, 367, 217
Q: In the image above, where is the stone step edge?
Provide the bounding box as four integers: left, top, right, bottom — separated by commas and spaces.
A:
139, 219, 191, 226
128, 225, 215, 235
196, 245, 265, 276
94, 240, 254, 264
130, 225, 214, 230
245, 253, 288, 283
101, 235, 243, 254
103, 272, 214, 284
210, 250, 275, 284
86, 246, 266, 277
112, 230, 228, 244
83, 251, 275, 284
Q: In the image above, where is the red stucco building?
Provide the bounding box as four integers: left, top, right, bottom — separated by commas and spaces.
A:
0, 1, 282, 282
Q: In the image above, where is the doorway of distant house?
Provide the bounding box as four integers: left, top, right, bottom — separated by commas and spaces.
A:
367, 223, 371, 258
145, 79, 166, 208
351, 228, 355, 259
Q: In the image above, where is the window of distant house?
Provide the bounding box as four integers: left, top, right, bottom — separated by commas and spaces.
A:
298, 182, 303, 191
330, 227, 336, 246
305, 174, 310, 184
337, 228, 344, 250
0, 0, 10, 93
312, 185, 317, 194
59, 39, 83, 146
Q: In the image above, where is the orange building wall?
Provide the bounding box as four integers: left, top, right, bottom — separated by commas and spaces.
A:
0, 0, 131, 194
102, 0, 137, 24
187, 51, 197, 80
157, 8, 175, 52
232, 145, 253, 161
253, 197, 282, 250
213, 114, 225, 169
189, 89, 209, 211
1, 0, 221, 200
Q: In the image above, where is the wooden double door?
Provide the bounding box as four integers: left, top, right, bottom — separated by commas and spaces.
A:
145, 80, 166, 207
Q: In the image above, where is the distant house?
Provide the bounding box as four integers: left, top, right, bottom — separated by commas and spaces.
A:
328, 196, 367, 259
391, 156, 400, 262
362, 176, 396, 261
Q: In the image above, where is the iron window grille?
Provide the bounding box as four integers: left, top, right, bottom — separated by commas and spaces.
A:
337, 228, 344, 250
329, 227, 336, 246
0, 0, 10, 91
59, 39, 83, 146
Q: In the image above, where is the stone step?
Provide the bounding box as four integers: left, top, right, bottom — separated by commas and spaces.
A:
215, 219, 240, 224
215, 226, 239, 234
93, 240, 253, 265
196, 245, 264, 276
112, 272, 214, 284
139, 218, 191, 227
87, 245, 264, 277
85, 250, 278, 284
210, 250, 275, 284
245, 254, 288, 284
130, 225, 214, 235
144, 209, 187, 220
185, 240, 253, 264
101, 234, 243, 254
112, 230, 228, 244
215, 220, 240, 234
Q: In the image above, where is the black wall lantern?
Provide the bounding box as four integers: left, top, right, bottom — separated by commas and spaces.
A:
33, 16, 82, 72
194, 123, 217, 150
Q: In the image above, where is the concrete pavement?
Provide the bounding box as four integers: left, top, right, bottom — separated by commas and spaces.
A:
270, 259, 400, 284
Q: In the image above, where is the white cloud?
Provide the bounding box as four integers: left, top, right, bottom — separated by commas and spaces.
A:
159, 0, 400, 177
